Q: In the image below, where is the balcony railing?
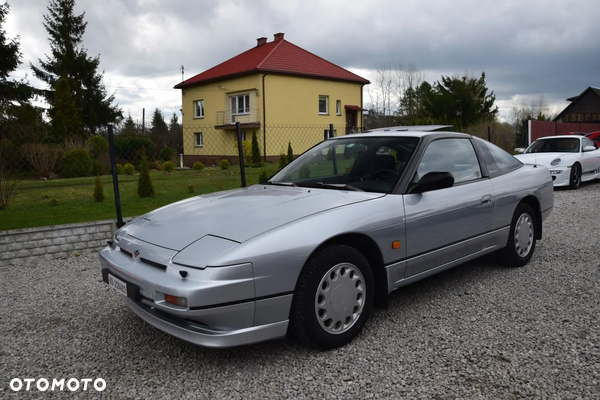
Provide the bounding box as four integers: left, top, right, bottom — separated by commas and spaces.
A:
216, 108, 261, 127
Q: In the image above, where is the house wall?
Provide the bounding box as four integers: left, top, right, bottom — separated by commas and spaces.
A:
179, 74, 364, 161
555, 91, 600, 123
181, 75, 262, 158
264, 75, 363, 155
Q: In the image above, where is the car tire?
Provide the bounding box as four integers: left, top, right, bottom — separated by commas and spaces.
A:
499, 203, 537, 267
569, 163, 581, 189
290, 244, 374, 349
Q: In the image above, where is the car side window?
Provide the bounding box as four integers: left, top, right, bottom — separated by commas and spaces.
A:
415, 138, 482, 184
473, 137, 522, 178
582, 137, 596, 150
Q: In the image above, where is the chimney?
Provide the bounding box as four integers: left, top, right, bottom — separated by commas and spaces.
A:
273, 32, 285, 42
256, 37, 267, 46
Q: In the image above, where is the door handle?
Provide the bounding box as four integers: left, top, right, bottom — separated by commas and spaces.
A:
481, 194, 493, 204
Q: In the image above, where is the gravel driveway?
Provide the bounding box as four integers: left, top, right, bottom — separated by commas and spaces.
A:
1, 183, 599, 399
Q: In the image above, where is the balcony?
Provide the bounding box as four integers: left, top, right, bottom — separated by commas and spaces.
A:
215, 108, 261, 130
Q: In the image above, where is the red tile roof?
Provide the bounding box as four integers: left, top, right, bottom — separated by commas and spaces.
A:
174, 36, 369, 89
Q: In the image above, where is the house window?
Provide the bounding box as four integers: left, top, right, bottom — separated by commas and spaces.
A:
194, 132, 203, 147
336, 100, 341, 115
319, 95, 329, 115
194, 100, 204, 118
230, 94, 250, 115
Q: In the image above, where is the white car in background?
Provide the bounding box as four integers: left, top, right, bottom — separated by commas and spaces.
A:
515, 135, 600, 189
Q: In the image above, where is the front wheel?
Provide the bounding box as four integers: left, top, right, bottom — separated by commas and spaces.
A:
290, 244, 374, 349
569, 164, 581, 189
499, 203, 537, 267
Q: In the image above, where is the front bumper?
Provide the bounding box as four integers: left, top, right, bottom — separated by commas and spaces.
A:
99, 241, 292, 348
124, 297, 289, 348
549, 167, 571, 187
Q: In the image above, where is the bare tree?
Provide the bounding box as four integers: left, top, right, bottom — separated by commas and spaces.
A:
365, 63, 424, 128
395, 63, 424, 104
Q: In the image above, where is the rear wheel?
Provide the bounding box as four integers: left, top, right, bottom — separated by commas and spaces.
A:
290, 244, 374, 349
499, 203, 536, 267
569, 163, 581, 189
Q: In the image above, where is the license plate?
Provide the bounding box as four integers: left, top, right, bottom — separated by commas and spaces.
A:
108, 274, 128, 297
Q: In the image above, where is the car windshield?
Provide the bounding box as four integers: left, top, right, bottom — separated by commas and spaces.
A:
269, 136, 420, 193
525, 138, 580, 153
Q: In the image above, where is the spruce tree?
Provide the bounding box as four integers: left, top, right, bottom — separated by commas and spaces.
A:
47, 75, 84, 141
120, 114, 138, 136
93, 175, 104, 202
0, 2, 33, 124
150, 108, 168, 148
137, 152, 154, 197
30, 0, 121, 137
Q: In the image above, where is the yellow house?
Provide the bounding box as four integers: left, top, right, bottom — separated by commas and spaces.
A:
174, 33, 370, 164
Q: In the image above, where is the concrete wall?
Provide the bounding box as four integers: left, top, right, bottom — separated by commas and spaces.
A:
0, 219, 124, 266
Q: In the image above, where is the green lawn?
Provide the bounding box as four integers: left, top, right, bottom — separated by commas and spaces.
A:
1, 163, 281, 231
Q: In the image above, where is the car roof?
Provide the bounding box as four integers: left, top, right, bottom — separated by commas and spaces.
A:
535, 135, 582, 140
366, 125, 453, 132
337, 130, 471, 139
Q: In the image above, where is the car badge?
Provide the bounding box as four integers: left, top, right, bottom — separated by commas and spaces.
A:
132, 249, 141, 262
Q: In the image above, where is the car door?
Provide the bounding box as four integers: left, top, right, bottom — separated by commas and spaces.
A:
579, 137, 600, 175
403, 138, 495, 278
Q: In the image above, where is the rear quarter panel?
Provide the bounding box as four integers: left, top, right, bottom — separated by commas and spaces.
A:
490, 164, 553, 231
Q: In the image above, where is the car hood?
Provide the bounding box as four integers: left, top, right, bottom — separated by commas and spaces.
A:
514, 152, 573, 166
122, 185, 385, 251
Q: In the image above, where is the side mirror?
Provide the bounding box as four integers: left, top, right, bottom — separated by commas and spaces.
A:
514, 148, 525, 154
410, 172, 454, 194
583, 145, 596, 152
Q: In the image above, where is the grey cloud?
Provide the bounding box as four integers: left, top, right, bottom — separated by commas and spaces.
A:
6, 0, 600, 120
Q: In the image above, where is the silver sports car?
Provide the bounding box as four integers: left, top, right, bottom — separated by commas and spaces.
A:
99, 131, 553, 349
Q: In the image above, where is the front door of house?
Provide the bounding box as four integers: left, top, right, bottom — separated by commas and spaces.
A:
346, 110, 357, 134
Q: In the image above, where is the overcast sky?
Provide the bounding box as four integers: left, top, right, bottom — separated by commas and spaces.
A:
5, 0, 600, 125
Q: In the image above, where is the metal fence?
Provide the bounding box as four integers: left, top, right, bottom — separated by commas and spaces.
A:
0, 120, 519, 231
0, 122, 345, 231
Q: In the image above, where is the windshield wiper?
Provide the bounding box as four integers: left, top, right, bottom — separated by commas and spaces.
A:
296, 182, 364, 192
267, 181, 297, 187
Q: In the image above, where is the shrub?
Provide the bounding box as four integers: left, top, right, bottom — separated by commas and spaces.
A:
93, 175, 105, 202
87, 135, 109, 159
279, 153, 287, 169
287, 142, 294, 164
192, 161, 205, 171
0, 165, 18, 211
258, 168, 268, 183
123, 163, 135, 175
91, 161, 103, 176
113, 135, 156, 163
137, 152, 155, 198
162, 161, 175, 173
234, 140, 252, 165
219, 159, 230, 170
188, 185, 195, 193
21, 143, 63, 178
251, 131, 261, 164
148, 160, 161, 170
116, 164, 124, 175
158, 147, 174, 162
58, 148, 93, 178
